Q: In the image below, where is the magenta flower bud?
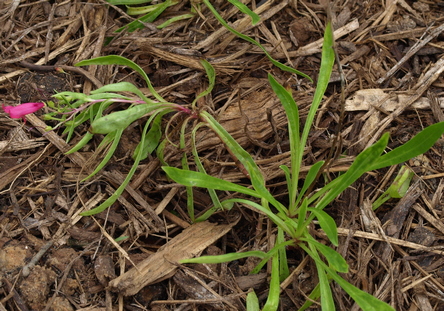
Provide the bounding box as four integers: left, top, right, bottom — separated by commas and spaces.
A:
2, 102, 44, 122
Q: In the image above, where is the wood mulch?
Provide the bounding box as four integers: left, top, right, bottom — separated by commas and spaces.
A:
1, 1, 444, 310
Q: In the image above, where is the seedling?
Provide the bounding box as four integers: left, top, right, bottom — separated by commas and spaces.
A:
41, 2, 444, 310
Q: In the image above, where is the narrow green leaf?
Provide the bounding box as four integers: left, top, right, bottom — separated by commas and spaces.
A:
127, 2, 164, 15
269, 74, 301, 207
203, 0, 311, 80
180, 250, 267, 264
106, 0, 152, 4
227, 0, 260, 25
89, 103, 168, 134
162, 167, 261, 198
369, 121, 444, 171
114, 235, 129, 242
313, 133, 389, 210
299, 283, 321, 311
301, 237, 348, 273
301, 243, 394, 311
191, 59, 216, 108
295, 198, 308, 237
116, 0, 177, 32
200, 111, 288, 215
295, 161, 325, 211
262, 251, 280, 311
65, 132, 94, 154
157, 13, 195, 29
277, 227, 289, 281
82, 129, 123, 181
279, 164, 292, 192
76, 55, 165, 102
300, 22, 335, 160
133, 110, 166, 160
80, 112, 154, 216
91, 81, 152, 103
307, 208, 338, 246
246, 291, 260, 311
318, 266, 335, 311
222, 199, 295, 237
251, 240, 295, 274
191, 123, 223, 222
333, 274, 394, 311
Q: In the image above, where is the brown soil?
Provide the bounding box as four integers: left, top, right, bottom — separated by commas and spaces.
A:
1, 1, 444, 310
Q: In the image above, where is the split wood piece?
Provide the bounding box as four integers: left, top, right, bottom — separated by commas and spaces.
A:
370, 27, 427, 42
194, 89, 287, 152
377, 23, 444, 84
108, 220, 238, 296
345, 89, 444, 111
0, 137, 47, 153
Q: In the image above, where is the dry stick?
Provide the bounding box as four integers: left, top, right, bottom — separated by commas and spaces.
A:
320, 228, 444, 256
22, 240, 54, 277
365, 55, 444, 149
411, 203, 444, 235
44, 3, 57, 64
377, 23, 444, 85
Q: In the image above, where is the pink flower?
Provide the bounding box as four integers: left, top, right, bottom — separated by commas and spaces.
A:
2, 102, 44, 122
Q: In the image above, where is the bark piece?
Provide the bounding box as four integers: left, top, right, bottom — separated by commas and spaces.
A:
345, 89, 444, 111
108, 220, 238, 296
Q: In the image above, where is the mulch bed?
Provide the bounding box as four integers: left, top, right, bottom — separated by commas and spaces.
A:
1, 1, 444, 310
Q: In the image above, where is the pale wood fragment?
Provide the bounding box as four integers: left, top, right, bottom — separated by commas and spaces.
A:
108, 220, 238, 296
345, 89, 444, 111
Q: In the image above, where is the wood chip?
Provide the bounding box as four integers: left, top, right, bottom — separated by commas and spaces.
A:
108, 220, 238, 296
345, 89, 444, 111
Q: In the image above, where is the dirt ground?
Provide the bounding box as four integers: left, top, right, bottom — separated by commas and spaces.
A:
1, 0, 444, 310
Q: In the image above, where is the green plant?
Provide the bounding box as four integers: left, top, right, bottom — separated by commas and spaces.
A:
42, 1, 444, 310
162, 23, 444, 311
372, 165, 414, 210
106, 0, 181, 33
